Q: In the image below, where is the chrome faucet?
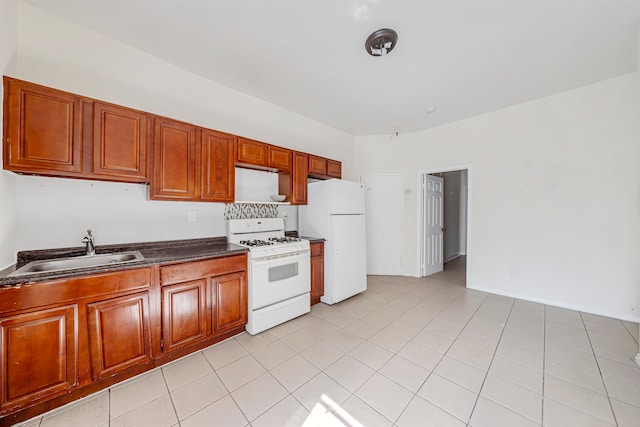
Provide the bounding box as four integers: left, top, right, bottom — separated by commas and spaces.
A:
82, 229, 96, 256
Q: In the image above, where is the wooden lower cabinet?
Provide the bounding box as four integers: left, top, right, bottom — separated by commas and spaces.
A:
310, 242, 325, 305
87, 292, 152, 381
159, 255, 247, 356
0, 256, 248, 424
212, 272, 247, 333
161, 279, 208, 352
0, 305, 78, 412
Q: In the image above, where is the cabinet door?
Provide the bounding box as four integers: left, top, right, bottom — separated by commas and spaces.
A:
211, 272, 247, 334
308, 155, 327, 177
327, 159, 342, 178
0, 305, 78, 411
3, 78, 83, 175
310, 243, 324, 305
201, 129, 235, 202
92, 102, 150, 182
291, 152, 308, 205
161, 280, 207, 353
310, 256, 325, 305
267, 145, 292, 171
236, 137, 267, 167
151, 118, 199, 200
87, 292, 152, 380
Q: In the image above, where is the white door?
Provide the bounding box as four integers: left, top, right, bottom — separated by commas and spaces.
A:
360, 175, 403, 275
324, 214, 367, 304
422, 175, 444, 276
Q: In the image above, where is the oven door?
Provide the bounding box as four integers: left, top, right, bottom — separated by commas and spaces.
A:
251, 250, 310, 310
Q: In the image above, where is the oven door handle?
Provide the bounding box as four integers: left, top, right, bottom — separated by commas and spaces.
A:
252, 250, 310, 265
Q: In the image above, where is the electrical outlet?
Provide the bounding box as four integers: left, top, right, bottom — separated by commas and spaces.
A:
510, 269, 520, 278
188, 211, 197, 222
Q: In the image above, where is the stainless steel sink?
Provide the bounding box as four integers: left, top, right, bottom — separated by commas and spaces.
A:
9, 251, 145, 276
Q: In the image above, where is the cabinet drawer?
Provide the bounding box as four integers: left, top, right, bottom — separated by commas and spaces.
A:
160, 255, 247, 285
310, 242, 324, 257
0, 268, 151, 314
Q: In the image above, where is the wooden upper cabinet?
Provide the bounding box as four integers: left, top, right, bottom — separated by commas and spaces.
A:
91, 102, 150, 182
3, 78, 339, 197
201, 129, 235, 202
267, 145, 292, 171
279, 151, 308, 205
292, 152, 308, 204
327, 159, 342, 178
3, 77, 83, 176
0, 305, 78, 412
308, 155, 327, 177
87, 292, 152, 381
151, 118, 199, 200
236, 137, 267, 167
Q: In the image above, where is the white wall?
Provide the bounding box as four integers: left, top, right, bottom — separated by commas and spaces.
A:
0, 0, 18, 269
354, 73, 640, 322
9, 4, 352, 251
636, 17, 640, 362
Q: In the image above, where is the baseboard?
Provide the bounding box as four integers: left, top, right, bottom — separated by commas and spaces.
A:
467, 284, 640, 323
444, 254, 461, 263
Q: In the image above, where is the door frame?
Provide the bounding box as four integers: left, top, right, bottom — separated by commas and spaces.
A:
417, 165, 472, 285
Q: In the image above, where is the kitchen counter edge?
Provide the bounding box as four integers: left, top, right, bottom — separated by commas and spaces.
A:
0, 237, 249, 287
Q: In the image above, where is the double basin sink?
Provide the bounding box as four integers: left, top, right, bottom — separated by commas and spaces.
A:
9, 251, 145, 277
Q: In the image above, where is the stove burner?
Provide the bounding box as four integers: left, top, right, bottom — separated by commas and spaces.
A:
239, 239, 274, 247
268, 237, 302, 243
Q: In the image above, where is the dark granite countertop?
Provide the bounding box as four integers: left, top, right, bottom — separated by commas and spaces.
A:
0, 237, 248, 287
284, 231, 324, 244
300, 236, 325, 244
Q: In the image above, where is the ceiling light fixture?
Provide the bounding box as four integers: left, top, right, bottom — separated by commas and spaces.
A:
365, 28, 398, 56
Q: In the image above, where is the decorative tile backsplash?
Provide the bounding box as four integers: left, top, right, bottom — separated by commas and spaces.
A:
224, 203, 279, 220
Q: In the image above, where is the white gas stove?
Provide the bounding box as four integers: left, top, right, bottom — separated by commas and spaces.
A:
228, 218, 310, 335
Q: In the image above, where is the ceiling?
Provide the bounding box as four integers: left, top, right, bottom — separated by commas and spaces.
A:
21, 0, 640, 136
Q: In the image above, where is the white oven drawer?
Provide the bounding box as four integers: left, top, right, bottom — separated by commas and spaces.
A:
250, 251, 310, 310
246, 293, 310, 335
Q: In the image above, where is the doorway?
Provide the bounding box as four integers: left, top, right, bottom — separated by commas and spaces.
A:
418, 166, 470, 284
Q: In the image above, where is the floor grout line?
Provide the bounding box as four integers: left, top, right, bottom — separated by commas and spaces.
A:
465, 297, 517, 425
579, 311, 620, 427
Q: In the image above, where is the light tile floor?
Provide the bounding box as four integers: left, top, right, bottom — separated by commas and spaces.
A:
16, 257, 640, 426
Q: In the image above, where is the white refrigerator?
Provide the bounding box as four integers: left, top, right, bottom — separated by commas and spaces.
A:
299, 179, 367, 304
